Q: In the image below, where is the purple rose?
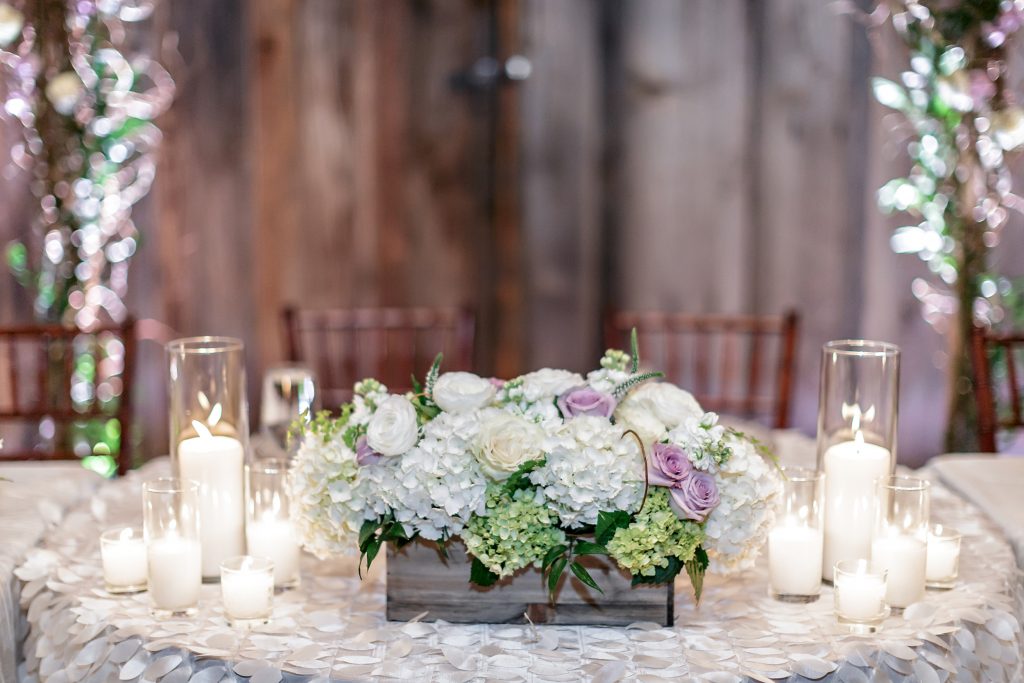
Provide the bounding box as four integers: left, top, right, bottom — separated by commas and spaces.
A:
647, 442, 693, 487
557, 385, 617, 419
668, 471, 720, 522
489, 377, 506, 390
355, 435, 382, 467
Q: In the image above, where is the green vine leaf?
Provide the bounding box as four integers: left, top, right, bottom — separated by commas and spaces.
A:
569, 561, 603, 594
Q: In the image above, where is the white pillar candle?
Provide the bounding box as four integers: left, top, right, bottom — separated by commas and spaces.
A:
926, 531, 961, 584
221, 557, 274, 623
148, 536, 202, 612
246, 518, 300, 586
178, 430, 246, 578
822, 436, 891, 579
769, 525, 823, 597
835, 569, 887, 621
871, 534, 926, 608
100, 527, 148, 592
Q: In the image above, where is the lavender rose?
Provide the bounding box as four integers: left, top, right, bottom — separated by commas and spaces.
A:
557, 385, 617, 419
647, 442, 693, 486
668, 471, 720, 522
355, 435, 382, 467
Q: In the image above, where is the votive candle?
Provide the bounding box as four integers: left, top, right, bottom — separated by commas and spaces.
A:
834, 559, 888, 633
221, 556, 274, 627
926, 525, 961, 589
100, 527, 147, 594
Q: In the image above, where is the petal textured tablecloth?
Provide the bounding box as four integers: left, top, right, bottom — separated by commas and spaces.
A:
0, 462, 100, 683
14, 458, 1024, 683
926, 454, 1024, 569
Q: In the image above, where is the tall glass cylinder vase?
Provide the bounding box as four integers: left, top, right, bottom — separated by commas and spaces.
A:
168, 337, 249, 580
817, 340, 899, 580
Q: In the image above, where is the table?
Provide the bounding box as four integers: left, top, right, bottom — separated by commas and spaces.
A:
0, 462, 101, 683
13, 459, 1024, 683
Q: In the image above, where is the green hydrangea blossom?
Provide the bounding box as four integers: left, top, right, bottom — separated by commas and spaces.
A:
607, 488, 704, 577
463, 485, 566, 578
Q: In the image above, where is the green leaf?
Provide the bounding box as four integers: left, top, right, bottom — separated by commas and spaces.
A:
364, 538, 382, 569
547, 556, 568, 598
569, 561, 604, 594
613, 371, 664, 399
872, 77, 910, 111
502, 458, 545, 494
573, 540, 607, 556
542, 544, 568, 572
685, 546, 709, 603
411, 374, 423, 394
470, 557, 499, 587
630, 327, 640, 373
595, 510, 631, 546
358, 519, 379, 551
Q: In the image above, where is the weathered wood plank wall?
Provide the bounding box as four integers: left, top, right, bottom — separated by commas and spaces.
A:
4, 0, 1015, 463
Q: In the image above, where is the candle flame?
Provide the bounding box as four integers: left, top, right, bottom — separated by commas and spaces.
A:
854, 430, 865, 447
207, 402, 222, 428
192, 419, 213, 440
241, 556, 254, 571
119, 527, 133, 542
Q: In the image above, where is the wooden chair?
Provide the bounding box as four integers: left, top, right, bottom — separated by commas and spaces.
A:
0, 318, 137, 474
281, 306, 475, 409
971, 326, 1024, 452
604, 310, 799, 429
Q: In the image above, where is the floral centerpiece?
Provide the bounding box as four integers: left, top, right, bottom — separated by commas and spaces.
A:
289, 334, 781, 602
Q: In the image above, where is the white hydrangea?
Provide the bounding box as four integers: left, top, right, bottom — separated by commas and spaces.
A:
702, 435, 781, 574
530, 416, 645, 528
375, 410, 488, 540
666, 412, 729, 472
288, 431, 386, 559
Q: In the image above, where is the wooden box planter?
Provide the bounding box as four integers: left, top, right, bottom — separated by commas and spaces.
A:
386, 539, 674, 626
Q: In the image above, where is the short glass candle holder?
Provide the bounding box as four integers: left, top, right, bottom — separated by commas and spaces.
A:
769, 467, 824, 602
144, 477, 202, 618
926, 524, 962, 589
221, 556, 274, 628
100, 527, 147, 594
246, 459, 301, 589
834, 559, 890, 634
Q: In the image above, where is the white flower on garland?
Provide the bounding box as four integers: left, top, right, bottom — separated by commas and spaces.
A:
433, 371, 496, 413
366, 395, 419, 456
288, 431, 385, 559
701, 434, 780, 574
376, 410, 488, 540
614, 382, 703, 445
530, 416, 645, 528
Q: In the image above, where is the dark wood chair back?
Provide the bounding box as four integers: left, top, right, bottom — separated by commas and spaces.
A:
282, 307, 475, 409
0, 318, 136, 474
971, 326, 1024, 452
604, 310, 799, 429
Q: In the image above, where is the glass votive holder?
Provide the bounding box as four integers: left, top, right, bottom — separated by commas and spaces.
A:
246, 459, 301, 589
221, 556, 274, 628
769, 467, 824, 602
144, 477, 202, 618
834, 559, 890, 634
871, 475, 929, 609
926, 524, 962, 589
100, 526, 147, 594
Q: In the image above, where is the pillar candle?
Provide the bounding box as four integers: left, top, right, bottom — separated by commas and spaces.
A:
246, 517, 300, 586
177, 432, 245, 578
872, 534, 926, 608
769, 525, 823, 597
822, 436, 891, 579
148, 536, 202, 612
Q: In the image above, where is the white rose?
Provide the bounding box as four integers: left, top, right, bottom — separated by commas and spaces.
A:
0, 3, 24, 47
614, 382, 703, 443
473, 411, 545, 480
45, 71, 85, 116
433, 372, 496, 413
366, 395, 419, 456
519, 368, 584, 402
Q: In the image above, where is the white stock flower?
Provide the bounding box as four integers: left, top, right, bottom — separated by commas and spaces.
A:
0, 3, 24, 47
366, 395, 418, 456
45, 71, 85, 116
473, 410, 545, 480
530, 416, 645, 528
433, 372, 496, 413
585, 367, 630, 395
376, 410, 487, 540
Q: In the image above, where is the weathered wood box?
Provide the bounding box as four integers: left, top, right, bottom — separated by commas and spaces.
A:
386, 539, 674, 626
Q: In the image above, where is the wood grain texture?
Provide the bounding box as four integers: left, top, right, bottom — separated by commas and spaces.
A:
386, 539, 673, 626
